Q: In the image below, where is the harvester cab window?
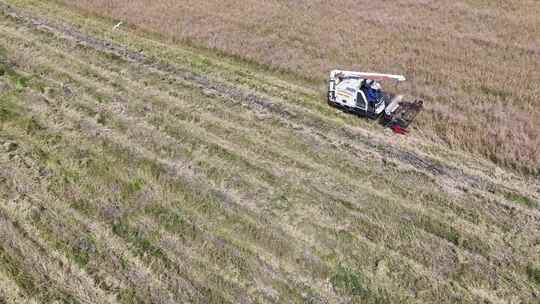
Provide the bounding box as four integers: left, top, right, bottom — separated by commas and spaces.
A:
362, 80, 381, 103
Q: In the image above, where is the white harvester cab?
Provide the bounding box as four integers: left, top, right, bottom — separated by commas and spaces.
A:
328, 70, 405, 118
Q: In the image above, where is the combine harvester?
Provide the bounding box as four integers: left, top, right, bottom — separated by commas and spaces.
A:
328, 70, 423, 134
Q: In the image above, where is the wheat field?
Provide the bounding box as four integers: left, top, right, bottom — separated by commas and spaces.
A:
62, 0, 540, 175
0, 0, 539, 303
